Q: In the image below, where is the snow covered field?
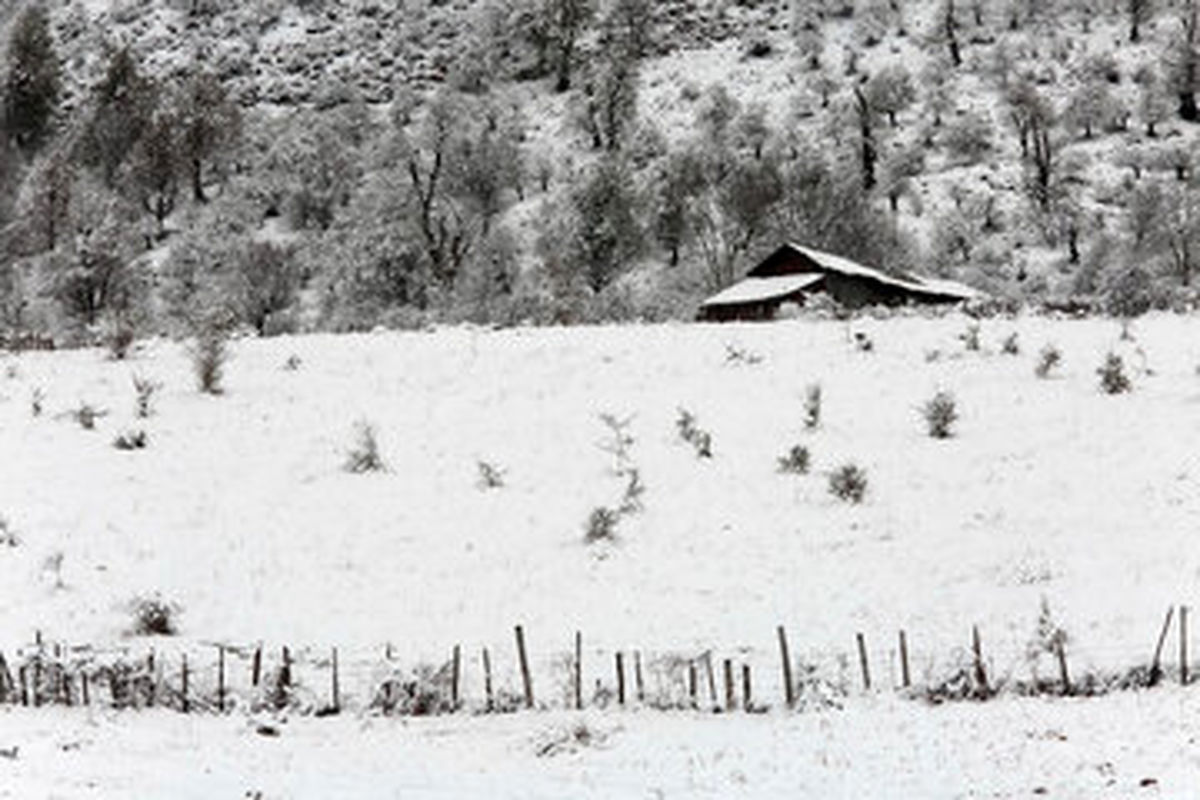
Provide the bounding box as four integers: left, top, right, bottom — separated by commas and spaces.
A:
3, 312, 1200, 795
3, 690, 1198, 798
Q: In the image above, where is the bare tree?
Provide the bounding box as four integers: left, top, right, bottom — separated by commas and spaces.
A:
1129, 0, 1155, 43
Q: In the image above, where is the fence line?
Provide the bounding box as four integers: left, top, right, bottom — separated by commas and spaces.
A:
0, 608, 1190, 716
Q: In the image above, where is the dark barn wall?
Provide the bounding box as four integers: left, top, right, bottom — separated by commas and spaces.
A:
823, 273, 911, 309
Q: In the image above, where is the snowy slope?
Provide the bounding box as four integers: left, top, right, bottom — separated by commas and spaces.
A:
2, 313, 1199, 686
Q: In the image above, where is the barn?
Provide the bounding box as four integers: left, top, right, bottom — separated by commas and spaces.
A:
699, 243, 978, 322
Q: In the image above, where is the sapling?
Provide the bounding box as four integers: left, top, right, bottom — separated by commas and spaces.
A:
921, 390, 959, 439
1097, 352, 1131, 394
803, 383, 822, 430
1035, 344, 1062, 378
829, 463, 868, 503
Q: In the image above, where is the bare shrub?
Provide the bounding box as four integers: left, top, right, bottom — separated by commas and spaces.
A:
724, 343, 763, 365
0, 516, 17, 547
476, 459, 505, 489
853, 331, 874, 352
1097, 352, 1132, 394
371, 664, 456, 716
282, 354, 302, 371
113, 429, 148, 450
777, 444, 811, 474
73, 402, 107, 430
828, 463, 868, 503
1001, 332, 1020, 355
584, 506, 620, 543
106, 323, 136, 360
30, 387, 43, 417
597, 412, 635, 473
1035, 344, 1062, 378
921, 390, 959, 439
132, 375, 161, 418
130, 595, 179, 636
344, 422, 387, 473
803, 383, 822, 430
960, 323, 981, 352
676, 408, 713, 458
618, 468, 645, 514
190, 326, 229, 395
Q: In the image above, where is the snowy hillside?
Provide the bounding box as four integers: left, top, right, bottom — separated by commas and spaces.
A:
3, 313, 1199, 674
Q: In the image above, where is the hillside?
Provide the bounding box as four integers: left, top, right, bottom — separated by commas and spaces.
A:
1, 0, 1200, 344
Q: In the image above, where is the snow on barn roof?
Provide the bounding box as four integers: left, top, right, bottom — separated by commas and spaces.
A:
701, 273, 824, 307
783, 243, 978, 301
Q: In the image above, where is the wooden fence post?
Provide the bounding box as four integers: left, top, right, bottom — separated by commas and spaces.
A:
741, 664, 752, 712
482, 647, 494, 712
688, 661, 698, 709
81, 670, 89, 707
856, 633, 871, 691
1151, 606, 1175, 687
451, 645, 460, 710
182, 654, 190, 713
281, 646, 292, 688
1054, 637, 1070, 696
217, 645, 225, 712
19, 665, 28, 707
723, 659, 734, 712
616, 652, 626, 706
777, 626, 795, 709
147, 651, 156, 708
574, 632, 583, 710
634, 651, 645, 703
252, 645, 262, 688
704, 653, 718, 710
515, 625, 533, 709
332, 647, 340, 713
899, 630, 911, 689
972, 625, 989, 697
1181, 606, 1190, 687
0, 652, 9, 704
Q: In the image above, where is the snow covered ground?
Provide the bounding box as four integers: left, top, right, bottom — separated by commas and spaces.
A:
3, 689, 1198, 798
3, 311, 1200, 794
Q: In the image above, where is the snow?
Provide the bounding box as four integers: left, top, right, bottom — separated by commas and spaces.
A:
700, 274, 823, 306
4, 690, 1200, 798
4, 313, 1200, 793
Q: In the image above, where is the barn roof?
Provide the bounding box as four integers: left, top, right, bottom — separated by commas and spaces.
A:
777, 243, 978, 301
701, 273, 824, 307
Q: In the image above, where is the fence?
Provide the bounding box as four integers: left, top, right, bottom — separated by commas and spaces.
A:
0, 607, 1191, 716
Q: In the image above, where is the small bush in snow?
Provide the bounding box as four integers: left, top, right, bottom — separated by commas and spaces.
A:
372, 664, 457, 716
344, 422, 387, 473
283, 354, 302, 371
724, 343, 763, 365
476, 459, 505, 489
828, 463, 868, 504
132, 375, 160, 418
853, 331, 874, 352
113, 429, 148, 450
584, 506, 620, 543
190, 326, 229, 395
960, 323, 981, 352
921, 390, 959, 439
106, 323, 136, 361
1035, 344, 1062, 378
30, 387, 43, 417
618, 468, 645, 514
676, 408, 713, 458
1097, 352, 1131, 394
73, 402, 106, 430
803, 383, 822, 430
131, 595, 178, 636
597, 412, 635, 473
777, 444, 811, 474
0, 516, 17, 548
1001, 332, 1020, 355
